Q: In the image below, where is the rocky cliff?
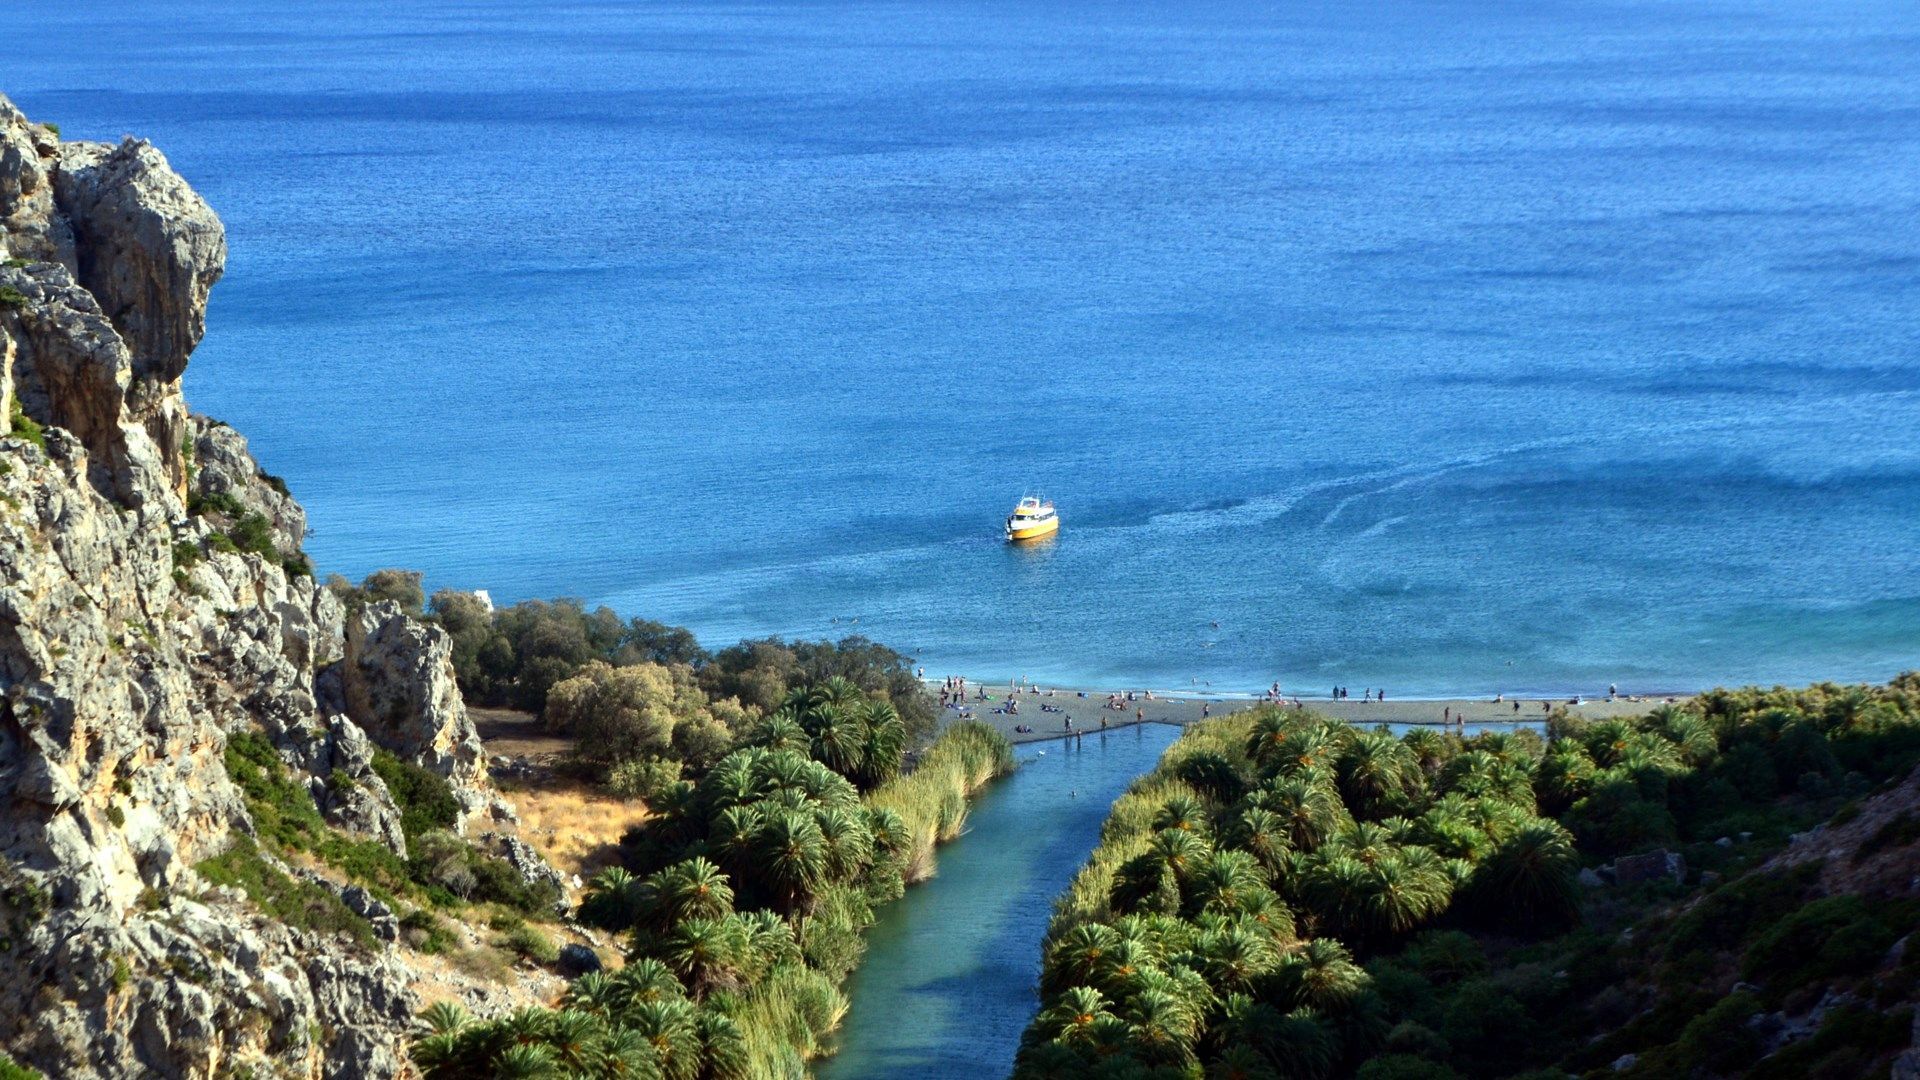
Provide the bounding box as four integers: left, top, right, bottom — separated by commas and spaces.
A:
0, 96, 551, 1079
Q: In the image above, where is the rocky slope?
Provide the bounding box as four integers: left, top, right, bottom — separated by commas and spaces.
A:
0, 95, 556, 1078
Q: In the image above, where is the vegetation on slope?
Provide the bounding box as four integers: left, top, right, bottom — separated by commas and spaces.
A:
325, 570, 935, 748
411, 703, 1014, 1078
1014, 675, 1920, 1079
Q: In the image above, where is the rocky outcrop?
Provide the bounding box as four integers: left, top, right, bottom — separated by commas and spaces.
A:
0, 94, 543, 1078
190, 416, 306, 552
342, 602, 491, 823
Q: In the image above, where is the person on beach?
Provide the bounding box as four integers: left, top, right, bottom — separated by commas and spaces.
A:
1202, 703, 1210, 719
1100, 716, 1107, 730
1444, 706, 1450, 723
1514, 700, 1521, 713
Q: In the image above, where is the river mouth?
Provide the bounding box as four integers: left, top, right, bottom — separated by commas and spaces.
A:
819, 723, 1184, 1078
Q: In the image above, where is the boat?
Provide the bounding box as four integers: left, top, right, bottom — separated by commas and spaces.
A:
1005, 496, 1060, 542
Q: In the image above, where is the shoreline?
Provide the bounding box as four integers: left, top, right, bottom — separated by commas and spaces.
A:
926, 679, 1693, 746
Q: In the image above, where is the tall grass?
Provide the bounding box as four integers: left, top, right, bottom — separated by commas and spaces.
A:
729, 963, 848, 1077
866, 721, 1015, 883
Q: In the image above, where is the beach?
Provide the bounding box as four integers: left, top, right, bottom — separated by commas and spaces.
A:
930, 682, 1689, 746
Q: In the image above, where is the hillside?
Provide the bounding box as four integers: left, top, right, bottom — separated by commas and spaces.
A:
1014, 680, 1920, 1079
0, 95, 576, 1078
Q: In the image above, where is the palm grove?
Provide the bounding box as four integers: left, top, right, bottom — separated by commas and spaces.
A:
1015, 677, 1920, 1079
323, 571, 1014, 1078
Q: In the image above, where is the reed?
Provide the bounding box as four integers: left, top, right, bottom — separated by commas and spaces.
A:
866, 721, 1014, 879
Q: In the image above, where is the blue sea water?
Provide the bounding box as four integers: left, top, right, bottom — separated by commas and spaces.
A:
8, 0, 1919, 697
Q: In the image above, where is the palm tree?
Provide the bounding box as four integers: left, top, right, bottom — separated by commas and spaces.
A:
1465, 818, 1580, 927
1258, 776, 1349, 849
641, 858, 735, 932
1536, 743, 1598, 814
800, 675, 867, 716
1036, 986, 1118, 1046
696, 1009, 750, 1080
1440, 749, 1536, 810
419, 1000, 470, 1036
1123, 987, 1200, 1068
563, 970, 620, 1018
1186, 924, 1279, 991
1149, 827, 1213, 883
544, 1010, 606, 1075
1325, 821, 1397, 867
1337, 730, 1423, 819
863, 806, 909, 855
1044, 923, 1123, 996
748, 712, 810, 756
1269, 725, 1343, 779
697, 751, 766, 815
1244, 707, 1303, 770
814, 805, 875, 881
661, 915, 748, 998
807, 708, 866, 778
609, 958, 685, 1013
754, 807, 827, 914
1399, 728, 1452, 779
855, 700, 906, 789
580, 867, 642, 931
1229, 807, 1293, 877
1183, 850, 1265, 917
1271, 938, 1369, 1013
1353, 847, 1452, 940
491, 1042, 561, 1080
738, 908, 802, 972
1153, 794, 1210, 835
592, 1027, 660, 1080
1582, 719, 1638, 767
1208, 1042, 1281, 1080
706, 804, 764, 882
624, 997, 703, 1080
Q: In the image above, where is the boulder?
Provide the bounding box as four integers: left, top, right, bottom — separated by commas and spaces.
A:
1611, 849, 1686, 886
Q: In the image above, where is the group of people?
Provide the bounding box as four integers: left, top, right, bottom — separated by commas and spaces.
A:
1331, 686, 1385, 702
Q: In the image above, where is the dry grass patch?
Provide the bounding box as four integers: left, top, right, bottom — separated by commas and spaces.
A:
503, 780, 650, 880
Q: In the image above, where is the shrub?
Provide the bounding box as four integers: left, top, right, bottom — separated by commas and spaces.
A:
0, 1050, 41, 1080
1742, 895, 1898, 985
8, 399, 45, 450
369, 750, 461, 841
499, 924, 559, 964
195, 836, 374, 947
0, 285, 26, 308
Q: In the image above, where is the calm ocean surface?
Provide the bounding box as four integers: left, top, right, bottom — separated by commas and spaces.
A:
9, 0, 1919, 696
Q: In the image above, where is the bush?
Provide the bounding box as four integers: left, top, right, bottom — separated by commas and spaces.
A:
1742, 896, 1898, 985
500, 924, 560, 964
8, 399, 45, 450
196, 837, 374, 947
369, 750, 461, 841
607, 757, 683, 803
0, 1051, 44, 1080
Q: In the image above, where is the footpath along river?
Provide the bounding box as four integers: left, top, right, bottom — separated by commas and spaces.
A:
819, 723, 1183, 1077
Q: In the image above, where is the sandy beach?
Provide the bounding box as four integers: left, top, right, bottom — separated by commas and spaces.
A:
929, 681, 1691, 746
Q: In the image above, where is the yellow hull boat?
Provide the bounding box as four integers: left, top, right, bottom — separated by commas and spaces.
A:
1006, 497, 1060, 542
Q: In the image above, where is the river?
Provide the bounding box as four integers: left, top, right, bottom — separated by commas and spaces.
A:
820, 724, 1183, 1078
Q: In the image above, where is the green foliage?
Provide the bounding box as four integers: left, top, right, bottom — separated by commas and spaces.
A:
195, 836, 374, 947
369, 749, 461, 841
500, 923, 560, 965
188, 490, 245, 518
0, 1050, 43, 1080
1017, 675, 1920, 1079
421, 722, 1007, 1079
0, 285, 26, 308
8, 399, 45, 450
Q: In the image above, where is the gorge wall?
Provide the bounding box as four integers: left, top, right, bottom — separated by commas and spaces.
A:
0, 95, 550, 1079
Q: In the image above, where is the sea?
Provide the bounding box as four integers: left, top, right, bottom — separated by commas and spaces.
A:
9, 0, 1919, 699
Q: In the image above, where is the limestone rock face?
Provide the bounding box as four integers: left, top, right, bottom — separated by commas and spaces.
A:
0, 98, 73, 267
190, 416, 307, 552
0, 93, 525, 1079
343, 601, 491, 822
